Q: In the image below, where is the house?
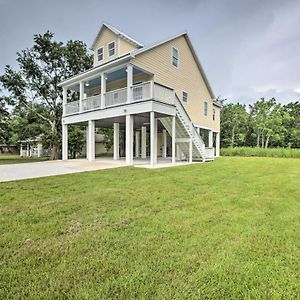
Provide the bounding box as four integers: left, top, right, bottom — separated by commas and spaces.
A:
58, 23, 221, 167
20, 136, 49, 158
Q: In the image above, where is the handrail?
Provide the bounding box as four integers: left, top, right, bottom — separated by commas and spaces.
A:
132, 80, 152, 88
105, 86, 127, 95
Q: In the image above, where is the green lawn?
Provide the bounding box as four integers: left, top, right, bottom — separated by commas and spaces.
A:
0, 154, 48, 165
0, 157, 299, 299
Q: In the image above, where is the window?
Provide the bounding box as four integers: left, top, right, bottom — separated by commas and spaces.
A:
97, 47, 103, 61
182, 91, 188, 103
204, 101, 208, 116
172, 47, 179, 67
213, 108, 216, 120
108, 41, 116, 57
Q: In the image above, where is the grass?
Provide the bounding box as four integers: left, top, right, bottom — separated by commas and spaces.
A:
0, 157, 299, 299
221, 146, 300, 158
0, 154, 48, 165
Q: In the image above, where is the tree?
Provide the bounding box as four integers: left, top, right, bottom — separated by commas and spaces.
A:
0, 31, 92, 159
68, 126, 84, 159
220, 103, 248, 147
0, 96, 12, 148
283, 102, 300, 148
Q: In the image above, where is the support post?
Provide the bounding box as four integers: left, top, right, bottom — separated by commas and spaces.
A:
216, 132, 220, 157
86, 125, 89, 160
162, 129, 167, 158
62, 87, 67, 116
20, 144, 23, 157
135, 131, 140, 158
141, 126, 147, 159
79, 81, 84, 112
125, 114, 133, 165
101, 73, 106, 108
88, 120, 95, 161
37, 143, 42, 158
189, 139, 193, 163
126, 64, 133, 103
208, 130, 213, 148
62, 123, 68, 160
113, 123, 120, 160
172, 116, 176, 165
150, 112, 157, 168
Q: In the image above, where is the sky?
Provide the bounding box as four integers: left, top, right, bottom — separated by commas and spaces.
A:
0, 0, 299, 104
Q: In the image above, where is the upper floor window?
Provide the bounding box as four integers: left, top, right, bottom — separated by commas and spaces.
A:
204, 101, 208, 116
108, 41, 116, 57
97, 47, 103, 61
182, 91, 188, 103
213, 108, 216, 120
172, 47, 179, 67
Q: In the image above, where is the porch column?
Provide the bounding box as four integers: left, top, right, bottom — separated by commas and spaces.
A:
62, 123, 68, 160
101, 73, 106, 108
62, 87, 67, 116
141, 126, 147, 159
208, 130, 213, 148
113, 123, 120, 160
20, 144, 23, 157
162, 129, 167, 158
135, 130, 140, 158
172, 116, 176, 165
79, 81, 84, 112
86, 125, 89, 159
37, 143, 42, 158
125, 114, 134, 165
150, 112, 157, 168
216, 132, 220, 157
189, 139, 193, 163
126, 64, 133, 103
88, 120, 95, 161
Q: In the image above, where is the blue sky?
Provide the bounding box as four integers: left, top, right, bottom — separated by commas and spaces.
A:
0, 0, 299, 104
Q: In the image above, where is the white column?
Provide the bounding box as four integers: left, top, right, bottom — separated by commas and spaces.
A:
125, 114, 134, 165
26, 144, 29, 157
86, 125, 89, 160
141, 126, 147, 159
216, 132, 220, 157
208, 130, 213, 148
20, 144, 23, 157
172, 116, 176, 165
62, 87, 67, 116
135, 131, 140, 158
101, 73, 106, 108
162, 129, 167, 158
37, 143, 42, 158
113, 123, 120, 160
126, 64, 133, 103
62, 123, 68, 160
88, 120, 95, 161
150, 112, 157, 168
189, 139, 193, 163
79, 81, 84, 112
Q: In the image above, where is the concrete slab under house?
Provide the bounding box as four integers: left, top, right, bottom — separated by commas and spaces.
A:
58, 23, 221, 168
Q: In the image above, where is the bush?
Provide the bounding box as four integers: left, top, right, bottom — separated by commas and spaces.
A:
221, 147, 300, 158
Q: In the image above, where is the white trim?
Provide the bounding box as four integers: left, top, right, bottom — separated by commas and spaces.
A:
182, 90, 188, 104
107, 40, 116, 57
171, 46, 179, 68
97, 47, 104, 62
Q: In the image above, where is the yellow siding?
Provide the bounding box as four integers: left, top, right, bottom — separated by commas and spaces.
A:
93, 27, 138, 67
132, 36, 219, 131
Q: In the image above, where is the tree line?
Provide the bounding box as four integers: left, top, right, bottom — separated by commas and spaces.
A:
220, 99, 300, 148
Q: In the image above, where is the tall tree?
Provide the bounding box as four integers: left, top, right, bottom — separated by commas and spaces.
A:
0, 31, 92, 159
283, 101, 300, 148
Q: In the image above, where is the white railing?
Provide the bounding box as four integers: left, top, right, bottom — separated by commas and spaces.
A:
154, 83, 174, 105
132, 81, 151, 101
65, 100, 79, 115
82, 95, 101, 111
205, 147, 214, 159
105, 87, 127, 107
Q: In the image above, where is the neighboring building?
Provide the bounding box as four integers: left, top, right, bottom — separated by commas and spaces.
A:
58, 23, 221, 167
20, 136, 49, 158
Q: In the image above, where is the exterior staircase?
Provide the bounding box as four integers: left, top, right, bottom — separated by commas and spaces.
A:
159, 95, 210, 162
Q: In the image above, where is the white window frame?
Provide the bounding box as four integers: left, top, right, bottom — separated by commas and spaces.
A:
97, 47, 103, 62
108, 41, 116, 57
172, 47, 179, 68
213, 108, 216, 121
204, 101, 208, 116
182, 91, 188, 103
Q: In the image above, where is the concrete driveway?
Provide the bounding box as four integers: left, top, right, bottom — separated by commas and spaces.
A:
0, 159, 126, 182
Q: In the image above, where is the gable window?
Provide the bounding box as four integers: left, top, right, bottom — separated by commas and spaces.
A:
182, 91, 188, 103
172, 47, 179, 67
204, 101, 208, 116
108, 41, 116, 57
97, 47, 103, 61
213, 108, 216, 120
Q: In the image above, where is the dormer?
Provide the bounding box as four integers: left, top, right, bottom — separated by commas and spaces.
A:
91, 23, 143, 67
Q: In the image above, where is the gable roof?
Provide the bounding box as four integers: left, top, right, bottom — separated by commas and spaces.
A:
91, 22, 143, 49
131, 32, 215, 99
